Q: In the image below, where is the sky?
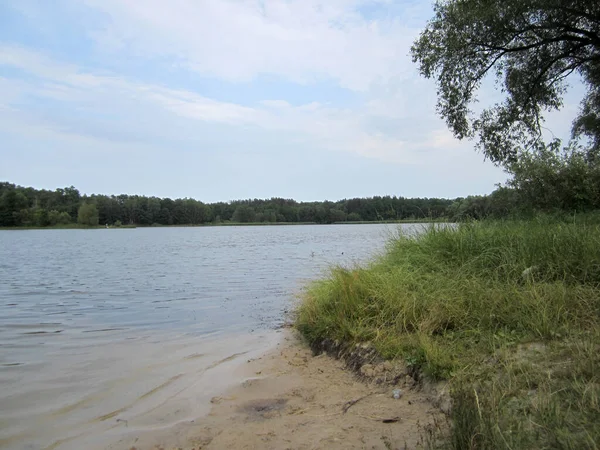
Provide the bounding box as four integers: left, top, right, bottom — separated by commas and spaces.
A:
0, 0, 583, 202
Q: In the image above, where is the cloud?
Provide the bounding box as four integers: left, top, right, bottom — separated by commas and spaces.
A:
0, 1, 509, 200
0, 44, 460, 165
82, 0, 419, 91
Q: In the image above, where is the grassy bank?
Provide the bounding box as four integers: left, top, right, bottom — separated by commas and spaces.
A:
296, 218, 600, 449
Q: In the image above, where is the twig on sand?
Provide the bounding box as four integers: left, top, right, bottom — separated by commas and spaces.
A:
359, 414, 402, 423
342, 392, 380, 414
304, 412, 342, 418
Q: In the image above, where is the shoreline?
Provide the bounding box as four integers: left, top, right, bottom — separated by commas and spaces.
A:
295, 219, 600, 448
0, 219, 447, 231
127, 331, 444, 450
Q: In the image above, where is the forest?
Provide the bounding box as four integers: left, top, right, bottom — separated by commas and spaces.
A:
0, 181, 457, 227
3, 153, 599, 229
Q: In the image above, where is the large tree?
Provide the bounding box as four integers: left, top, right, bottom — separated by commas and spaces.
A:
77, 203, 99, 226
411, 0, 600, 165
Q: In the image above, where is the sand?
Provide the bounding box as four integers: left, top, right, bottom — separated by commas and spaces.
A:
127, 332, 446, 450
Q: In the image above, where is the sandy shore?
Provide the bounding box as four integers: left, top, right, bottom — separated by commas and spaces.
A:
127, 332, 446, 450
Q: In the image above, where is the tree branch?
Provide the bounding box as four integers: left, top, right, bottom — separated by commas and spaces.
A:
550, 6, 600, 26
473, 34, 593, 54
520, 45, 587, 114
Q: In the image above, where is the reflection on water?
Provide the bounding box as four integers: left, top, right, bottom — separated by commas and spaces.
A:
0, 224, 425, 449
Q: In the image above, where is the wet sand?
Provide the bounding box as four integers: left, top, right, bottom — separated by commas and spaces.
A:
0, 331, 281, 450
124, 332, 446, 450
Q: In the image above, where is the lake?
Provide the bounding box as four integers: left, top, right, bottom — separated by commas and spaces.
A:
0, 224, 427, 449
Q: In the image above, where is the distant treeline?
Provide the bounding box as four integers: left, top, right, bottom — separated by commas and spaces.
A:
2, 151, 599, 228
0, 182, 458, 227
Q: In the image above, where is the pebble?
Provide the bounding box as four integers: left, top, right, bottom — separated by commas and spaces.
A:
392, 389, 403, 399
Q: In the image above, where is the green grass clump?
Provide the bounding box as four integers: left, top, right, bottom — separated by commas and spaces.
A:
296, 219, 600, 449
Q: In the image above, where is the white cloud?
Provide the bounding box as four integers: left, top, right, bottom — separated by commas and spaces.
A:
0, 0, 510, 200
3, 0, 586, 200
83, 0, 419, 91
1, 44, 459, 165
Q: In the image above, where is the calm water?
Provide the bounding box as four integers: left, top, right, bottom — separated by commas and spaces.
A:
0, 224, 426, 449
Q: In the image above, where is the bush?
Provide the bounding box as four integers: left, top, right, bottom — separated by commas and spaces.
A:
508, 145, 600, 213
48, 210, 72, 226
33, 208, 50, 227
77, 203, 99, 226
57, 211, 72, 224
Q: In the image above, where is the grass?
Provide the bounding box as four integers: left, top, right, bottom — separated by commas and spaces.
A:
296, 217, 600, 449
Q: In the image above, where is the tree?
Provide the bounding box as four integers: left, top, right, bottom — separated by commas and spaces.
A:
0, 188, 29, 226
507, 145, 600, 211
298, 205, 316, 222
48, 210, 72, 226
78, 203, 99, 226
347, 212, 362, 222
328, 209, 347, 223
232, 205, 256, 223
411, 0, 600, 165
33, 208, 50, 227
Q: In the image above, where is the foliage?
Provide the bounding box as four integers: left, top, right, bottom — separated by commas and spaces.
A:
33, 208, 50, 227
411, 0, 600, 165
0, 181, 454, 227
77, 203, 99, 226
2, 167, 600, 227
296, 220, 600, 448
48, 210, 72, 226
0, 187, 28, 226
507, 142, 600, 212
232, 204, 256, 223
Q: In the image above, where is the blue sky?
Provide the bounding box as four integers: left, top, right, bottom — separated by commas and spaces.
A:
0, 0, 582, 202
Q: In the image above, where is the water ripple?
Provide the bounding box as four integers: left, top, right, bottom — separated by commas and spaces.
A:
0, 224, 425, 450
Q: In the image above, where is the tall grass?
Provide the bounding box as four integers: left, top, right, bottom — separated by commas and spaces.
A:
296, 219, 600, 449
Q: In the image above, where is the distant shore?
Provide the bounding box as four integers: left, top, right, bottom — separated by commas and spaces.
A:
0, 219, 446, 230
0, 224, 137, 230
